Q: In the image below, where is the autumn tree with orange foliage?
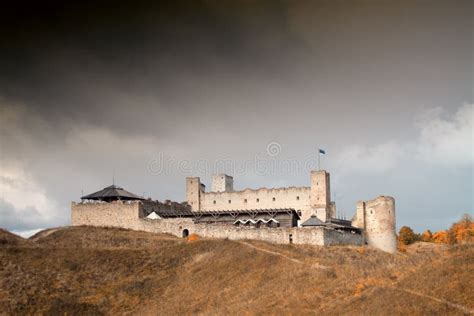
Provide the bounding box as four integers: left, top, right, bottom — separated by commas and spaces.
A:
421, 230, 433, 242
398, 226, 417, 245
432, 230, 449, 243
449, 214, 474, 244
431, 214, 473, 244
397, 214, 472, 250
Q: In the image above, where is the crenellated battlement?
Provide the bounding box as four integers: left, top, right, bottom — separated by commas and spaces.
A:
186, 170, 332, 222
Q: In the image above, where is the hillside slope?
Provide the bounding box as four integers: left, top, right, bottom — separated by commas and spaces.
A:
0, 229, 35, 248
0, 226, 472, 315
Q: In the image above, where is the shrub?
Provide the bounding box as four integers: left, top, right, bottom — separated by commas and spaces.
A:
432, 230, 448, 243
397, 241, 407, 252
187, 234, 199, 242
431, 214, 474, 244
421, 230, 433, 242
398, 226, 417, 245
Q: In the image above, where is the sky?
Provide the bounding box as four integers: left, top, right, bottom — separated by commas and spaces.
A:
0, 0, 472, 236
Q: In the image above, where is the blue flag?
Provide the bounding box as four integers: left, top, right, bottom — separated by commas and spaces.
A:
319, 149, 326, 155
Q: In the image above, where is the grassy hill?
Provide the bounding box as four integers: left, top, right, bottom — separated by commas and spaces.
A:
0, 226, 472, 315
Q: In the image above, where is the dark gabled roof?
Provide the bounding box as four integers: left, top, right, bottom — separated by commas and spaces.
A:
81, 184, 145, 201
326, 218, 362, 232
142, 201, 194, 218
327, 218, 354, 227
196, 208, 300, 219
302, 216, 362, 232
301, 215, 325, 227
142, 205, 300, 219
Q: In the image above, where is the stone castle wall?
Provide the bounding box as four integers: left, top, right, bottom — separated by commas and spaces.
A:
71, 201, 363, 247
364, 196, 396, 253
352, 196, 396, 253
201, 186, 311, 214
187, 170, 333, 222
211, 174, 234, 192
71, 201, 142, 227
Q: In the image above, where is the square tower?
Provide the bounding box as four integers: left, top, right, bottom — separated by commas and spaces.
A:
211, 174, 234, 192
310, 170, 331, 221
186, 177, 204, 211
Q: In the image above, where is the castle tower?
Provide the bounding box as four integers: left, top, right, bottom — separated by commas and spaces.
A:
309, 170, 331, 222
186, 177, 205, 211
352, 201, 367, 230
328, 201, 337, 219
353, 196, 396, 253
211, 174, 234, 192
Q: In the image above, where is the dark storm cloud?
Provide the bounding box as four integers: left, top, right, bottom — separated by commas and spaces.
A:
1, 0, 314, 141
0, 0, 472, 234
1, 0, 471, 136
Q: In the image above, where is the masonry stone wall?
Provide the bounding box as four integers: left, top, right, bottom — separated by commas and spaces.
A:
71, 201, 142, 228
186, 170, 334, 223
71, 201, 363, 247
201, 186, 311, 215
186, 177, 202, 211
309, 170, 330, 221
137, 219, 362, 246
211, 174, 234, 192
352, 201, 366, 230
364, 196, 396, 253
323, 228, 364, 246
351, 196, 396, 253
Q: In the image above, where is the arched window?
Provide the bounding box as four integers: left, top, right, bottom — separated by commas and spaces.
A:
213, 200, 216, 204
272, 197, 276, 201
256, 198, 260, 202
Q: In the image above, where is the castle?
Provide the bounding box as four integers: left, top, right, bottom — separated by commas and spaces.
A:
71, 170, 397, 253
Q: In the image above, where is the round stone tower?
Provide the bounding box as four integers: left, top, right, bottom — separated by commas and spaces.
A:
364, 196, 396, 253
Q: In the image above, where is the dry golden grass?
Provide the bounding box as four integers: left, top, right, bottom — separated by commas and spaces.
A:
0, 229, 35, 248
0, 226, 472, 315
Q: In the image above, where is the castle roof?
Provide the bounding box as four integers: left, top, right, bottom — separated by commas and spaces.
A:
302, 216, 362, 232
195, 208, 300, 219
81, 184, 145, 202
142, 206, 301, 220
301, 215, 325, 227
327, 218, 354, 228
142, 201, 194, 218
193, 208, 300, 228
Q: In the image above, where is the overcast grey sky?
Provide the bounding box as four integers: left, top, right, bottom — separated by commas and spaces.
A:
0, 0, 472, 236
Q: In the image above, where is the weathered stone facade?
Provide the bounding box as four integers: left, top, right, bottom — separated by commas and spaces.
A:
211, 174, 234, 192
71, 201, 363, 247
71, 169, 397, 253
351, 196, 397, 253
71, 201, 142, 228
187, 170, 332, 222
